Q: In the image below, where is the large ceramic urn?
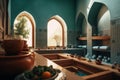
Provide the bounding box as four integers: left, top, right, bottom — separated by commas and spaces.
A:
0, 52, 35, 77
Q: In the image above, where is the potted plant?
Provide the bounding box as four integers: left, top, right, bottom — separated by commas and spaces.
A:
53, 34, 61, 47
14, 16, 30, 51
2, 17, 30, 55
14, 16, 29, 39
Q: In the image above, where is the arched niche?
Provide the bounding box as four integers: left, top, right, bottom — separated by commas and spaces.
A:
88, 2, 110, 36
88, 2, 102, 35
76, 12, 87, 56
76, 12, 87, 37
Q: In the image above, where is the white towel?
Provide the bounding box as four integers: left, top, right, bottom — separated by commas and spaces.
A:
99, 46, 109, 50
93, 46, 99, 49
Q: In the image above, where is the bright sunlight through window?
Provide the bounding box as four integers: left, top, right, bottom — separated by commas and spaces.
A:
14, 11, 36, 48
14, 16, 32, 47
47, 19, 62, 47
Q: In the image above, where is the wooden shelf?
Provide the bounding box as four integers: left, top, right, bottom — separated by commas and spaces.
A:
79, 36, 110, 40
92, 36, 110, 40
79, 37, 87, 40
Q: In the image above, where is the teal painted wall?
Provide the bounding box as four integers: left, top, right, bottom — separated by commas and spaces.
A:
11, 0, 76, 48
11, 0, 75, 30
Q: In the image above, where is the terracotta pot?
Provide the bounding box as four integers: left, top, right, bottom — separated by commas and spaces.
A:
2, 40, 24, 55
23, 40, 29, 51
118, 67, 120, 72
95, 60, 102, 65
0, 52, 35, 77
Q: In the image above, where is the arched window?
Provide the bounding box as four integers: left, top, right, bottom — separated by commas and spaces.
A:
47, 15, 67, 48
13, 11, 36, 48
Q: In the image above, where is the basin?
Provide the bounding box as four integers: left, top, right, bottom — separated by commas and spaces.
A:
41, 54, 67, 60
102, 72, 120, 80
42, 53, 120, 79
53, 58, 120, 79
82, 71, 120, 80
53, 59, 105, 76
65, 66, 88, 76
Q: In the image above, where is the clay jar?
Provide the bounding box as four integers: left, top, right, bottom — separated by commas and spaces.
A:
2, 39, 24, 55
23, 40, 29, 51
95, 59, 102, 65
0, 52, 35, 76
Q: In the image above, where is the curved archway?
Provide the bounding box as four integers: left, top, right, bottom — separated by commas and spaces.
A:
76, 12, 87, 56
88, 2, 110, 36
76, 12, 87, 37
47, 15, 67, 48
97, 5, 110, 36
88, 2, 103, 35
13, 11, 36, 48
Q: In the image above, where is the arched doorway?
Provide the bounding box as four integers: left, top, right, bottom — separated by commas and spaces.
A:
13, 11, 36, 48
47, 15, 67, 48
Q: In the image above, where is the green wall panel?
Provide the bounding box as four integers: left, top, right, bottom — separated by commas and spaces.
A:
11, 0, 76, 30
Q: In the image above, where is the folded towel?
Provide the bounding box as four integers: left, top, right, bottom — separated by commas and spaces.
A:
78, 45, 87, 48
99, 46, 109, 50
93, 46, 99, 49
82, 45, 87, 48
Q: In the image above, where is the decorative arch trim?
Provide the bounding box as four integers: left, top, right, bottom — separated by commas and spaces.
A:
14, 11, 36, 48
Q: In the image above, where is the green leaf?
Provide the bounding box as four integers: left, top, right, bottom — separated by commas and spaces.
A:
14, 17, 29, 39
